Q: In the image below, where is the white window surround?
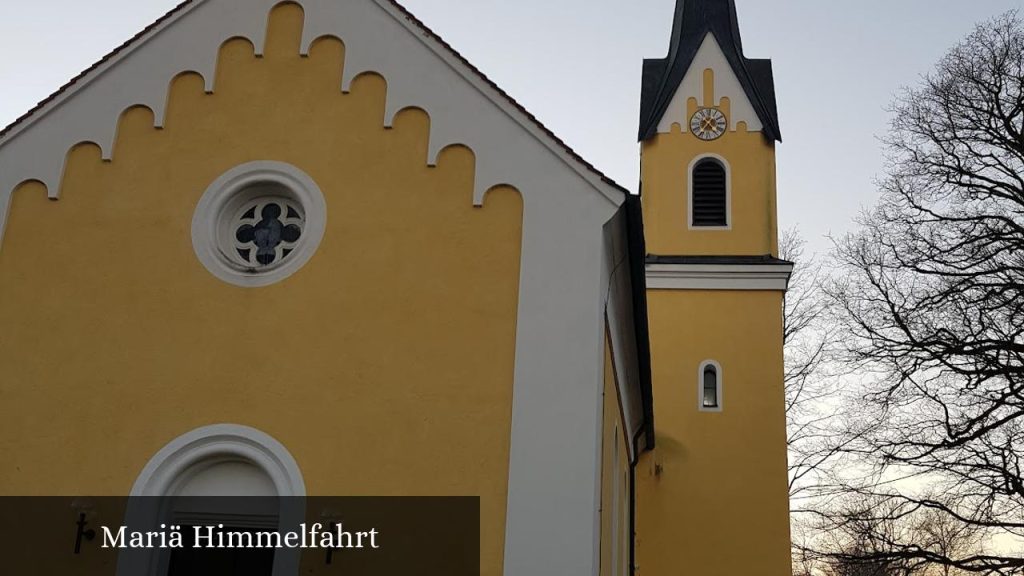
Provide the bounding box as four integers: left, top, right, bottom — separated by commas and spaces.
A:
698, 360, 724, 413
687, 153, 731, 231
117, 424, 306, 576
192, 161, 327, 288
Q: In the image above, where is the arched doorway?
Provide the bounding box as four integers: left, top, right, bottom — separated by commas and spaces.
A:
117, 424, 305, 576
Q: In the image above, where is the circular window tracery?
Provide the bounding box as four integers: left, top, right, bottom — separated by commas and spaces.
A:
230, 196, 304, 269
192, 161, 326, 288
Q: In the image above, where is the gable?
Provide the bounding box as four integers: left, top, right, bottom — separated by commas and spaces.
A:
655, 33, 763, 135
638, 0, 780, 142
0, 0, 626, 248
0, 4, 525, 570
0, 3, 654, 573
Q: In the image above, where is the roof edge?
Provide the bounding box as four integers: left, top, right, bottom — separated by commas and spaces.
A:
0, 0, 199, 144
626, 196, 655, 452
646, 254, 793, 266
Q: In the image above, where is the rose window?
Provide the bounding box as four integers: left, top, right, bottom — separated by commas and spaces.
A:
231, 199, 304, 268
192, 162, 327, 287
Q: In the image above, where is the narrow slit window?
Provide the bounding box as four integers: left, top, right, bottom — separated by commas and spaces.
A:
691, 158, 727, 227
701, 363, 721, 409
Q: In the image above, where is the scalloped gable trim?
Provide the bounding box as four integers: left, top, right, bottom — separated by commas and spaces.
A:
0, 0, 628, 246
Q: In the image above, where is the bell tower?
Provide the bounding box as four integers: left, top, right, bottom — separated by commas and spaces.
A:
635, 0, 793, 574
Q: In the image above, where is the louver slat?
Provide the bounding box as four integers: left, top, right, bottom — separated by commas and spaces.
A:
691, 159, 727, 227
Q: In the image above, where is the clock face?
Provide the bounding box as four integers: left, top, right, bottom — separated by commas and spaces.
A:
689, 108, 728, 141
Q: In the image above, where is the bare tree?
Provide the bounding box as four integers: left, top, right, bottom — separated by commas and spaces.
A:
801, 495, 987, 576
816, 10, 1024, 574
781, 230, 853, 503
916, 508, 989, 576
782, 231, 830, 413
810, 496, 923, 576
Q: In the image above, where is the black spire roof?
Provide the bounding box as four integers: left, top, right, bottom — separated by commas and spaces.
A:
639, 0, 781, 142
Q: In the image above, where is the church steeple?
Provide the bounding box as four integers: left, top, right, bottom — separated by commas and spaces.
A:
639, 0, 781, 141
637, 0, 783, 258
636, 1, 793, 574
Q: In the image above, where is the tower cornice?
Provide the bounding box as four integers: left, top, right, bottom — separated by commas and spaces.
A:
645, 255, 793, 291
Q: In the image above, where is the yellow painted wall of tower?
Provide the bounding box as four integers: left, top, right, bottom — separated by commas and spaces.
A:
636, 290, 791, 575
637, 65, 792, 574
0, 4, 522, 574
641, 70, 779, 258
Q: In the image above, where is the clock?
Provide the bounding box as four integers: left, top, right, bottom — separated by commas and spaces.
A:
689, 108, 728, 141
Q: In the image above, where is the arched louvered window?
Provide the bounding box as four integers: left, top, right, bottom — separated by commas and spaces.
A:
690, 157, 728, 227
699, 360, 723, 411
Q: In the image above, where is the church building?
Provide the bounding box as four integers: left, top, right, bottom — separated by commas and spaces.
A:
0, 0, 792, 574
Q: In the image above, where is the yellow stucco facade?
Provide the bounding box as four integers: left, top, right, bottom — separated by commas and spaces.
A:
0, 4, 523, 574
0, 0, 792, 574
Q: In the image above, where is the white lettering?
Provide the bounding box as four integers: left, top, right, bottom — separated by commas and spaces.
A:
101, 526, 125, 548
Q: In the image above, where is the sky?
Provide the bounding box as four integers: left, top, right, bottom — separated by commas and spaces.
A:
1, 0, 1020, 256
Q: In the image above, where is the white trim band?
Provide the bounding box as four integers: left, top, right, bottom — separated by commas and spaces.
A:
646, 262, 793, 291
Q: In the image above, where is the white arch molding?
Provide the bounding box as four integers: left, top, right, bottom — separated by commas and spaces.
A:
117, 424, 306, 576
129, 424, 306, 497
